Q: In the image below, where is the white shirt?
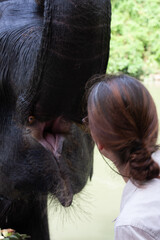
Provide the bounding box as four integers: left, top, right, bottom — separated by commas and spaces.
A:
114, 150, 160, 240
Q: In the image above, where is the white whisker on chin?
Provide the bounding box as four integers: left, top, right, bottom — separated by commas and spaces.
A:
47, 183, 94, 229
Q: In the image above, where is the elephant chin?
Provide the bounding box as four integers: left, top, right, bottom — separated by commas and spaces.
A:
55, 171, 74, 207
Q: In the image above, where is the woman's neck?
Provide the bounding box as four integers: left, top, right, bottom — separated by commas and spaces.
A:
100, 148, 130, 183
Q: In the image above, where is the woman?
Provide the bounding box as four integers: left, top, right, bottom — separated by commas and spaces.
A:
83, 74, 160, 239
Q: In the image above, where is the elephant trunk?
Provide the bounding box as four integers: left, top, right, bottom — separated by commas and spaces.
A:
18, 0, 111, 123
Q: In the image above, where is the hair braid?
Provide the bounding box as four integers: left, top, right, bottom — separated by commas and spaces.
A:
129, 145, 160, 181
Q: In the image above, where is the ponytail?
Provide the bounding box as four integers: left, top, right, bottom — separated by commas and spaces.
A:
129, 145, 159, 181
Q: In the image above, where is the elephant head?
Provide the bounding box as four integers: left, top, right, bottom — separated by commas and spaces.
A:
0, 0, 111, 208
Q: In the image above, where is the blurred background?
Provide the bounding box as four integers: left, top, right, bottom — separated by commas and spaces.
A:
49, 0, 160, 239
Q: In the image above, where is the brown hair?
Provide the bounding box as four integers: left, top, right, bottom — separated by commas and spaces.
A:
86, 74, 159, 182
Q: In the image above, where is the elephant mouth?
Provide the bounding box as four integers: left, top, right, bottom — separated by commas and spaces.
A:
38, 117, 71, 159
27, 116, 71, 155
26, 116, 73, 207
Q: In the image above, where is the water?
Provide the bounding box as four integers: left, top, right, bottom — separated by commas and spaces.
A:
48, 82, 160, 240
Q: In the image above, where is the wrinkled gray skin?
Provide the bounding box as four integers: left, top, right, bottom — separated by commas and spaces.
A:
0, 0, 111, 239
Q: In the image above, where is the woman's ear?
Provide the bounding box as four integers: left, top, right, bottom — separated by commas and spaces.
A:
97, 142, 104, 151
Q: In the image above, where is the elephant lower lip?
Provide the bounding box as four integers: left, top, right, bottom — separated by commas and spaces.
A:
56, 179, 73, 207
59, 196, 73, 207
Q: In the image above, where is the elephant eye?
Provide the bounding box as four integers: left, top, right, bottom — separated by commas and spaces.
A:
28, 116, 36, 124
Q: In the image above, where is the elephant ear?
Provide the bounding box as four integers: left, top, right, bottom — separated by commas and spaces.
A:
0, 0, 43, 120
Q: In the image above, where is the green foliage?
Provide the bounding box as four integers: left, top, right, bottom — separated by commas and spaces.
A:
107, 0, 160, 79
0, 229, 30, 240
6, 233, 30, 240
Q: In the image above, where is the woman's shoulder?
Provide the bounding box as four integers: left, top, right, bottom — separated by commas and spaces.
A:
119, 177, 160, 221
114, 224, 157, 240
115, 191, 160, 240
115, 164, 160, 238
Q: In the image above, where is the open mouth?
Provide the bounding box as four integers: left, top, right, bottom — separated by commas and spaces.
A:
26, 116, 73, 207
27, 116, 71, 157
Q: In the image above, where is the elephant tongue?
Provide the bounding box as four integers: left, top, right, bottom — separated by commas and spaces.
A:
39, 116, 71, 158
43, 132, 64, 159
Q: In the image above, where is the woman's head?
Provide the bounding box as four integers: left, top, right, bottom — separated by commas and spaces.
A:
86, 74, 159, 182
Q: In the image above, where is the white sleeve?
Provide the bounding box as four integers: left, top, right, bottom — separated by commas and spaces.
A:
115, 225, 155, 240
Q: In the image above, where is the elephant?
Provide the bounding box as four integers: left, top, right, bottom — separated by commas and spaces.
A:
0, 0, 111, 239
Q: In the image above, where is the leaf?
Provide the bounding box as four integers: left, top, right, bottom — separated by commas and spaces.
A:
7, 236, 19, 240
108, 0, 160, 79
